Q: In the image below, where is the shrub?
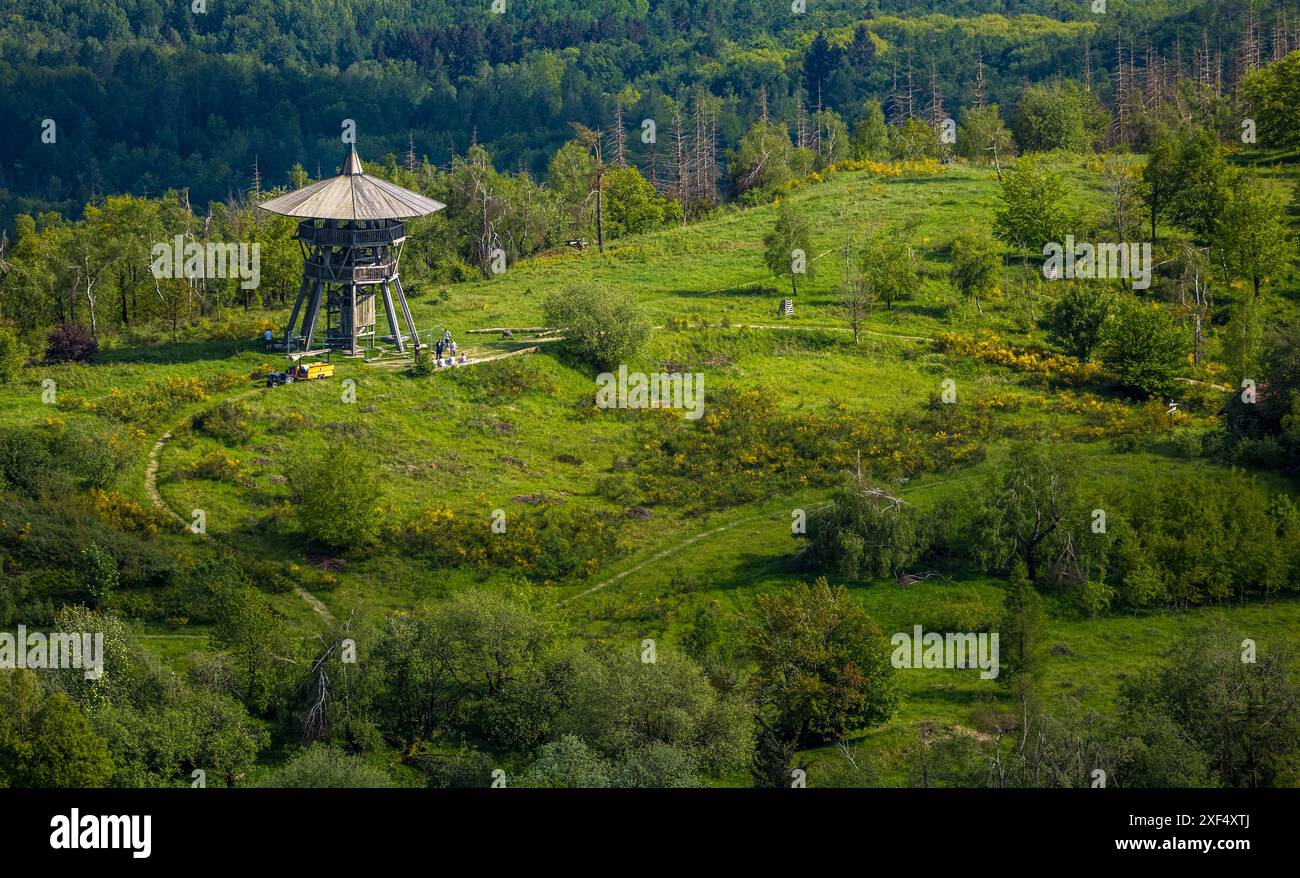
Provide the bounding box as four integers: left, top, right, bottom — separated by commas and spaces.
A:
1101, 298, 1188, 398
410, 347, 434, 376
194, 400, 253, 444
1072, 579, 1116, 618
800, 483, 930, 580
100, 373, 243, 425
286, 444, 382, 551
1045, 285, 1111, 361
83, 489, 172, 535
451, 355, 555, 401
396, 503, 622, 583
55, 421, 134, 489
1013, 81, 1109, 152
432, 255, 478, 283
519, 735, 611, 788
269, 411, 310, 433
417, 746, 496, 788
259, 745, 393, 788
45, 323, 98, 363
610, 744, 703, 788
0, 326, 26, 384
543, 285, 650, 371
0, 426, 54, 495
81, 542, 119, 608
921, 591, 999, 633
888, 117, 944, 160
937, 331, 1101, 384
948, 234, 1002, 314
630, 387, 994, 511
0, 672, 112, 788
186, 450, 247, 484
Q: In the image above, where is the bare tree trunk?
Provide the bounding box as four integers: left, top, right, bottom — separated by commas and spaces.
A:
612, 99, 626, 167
595, 168, 605, 253
672, 105, 688, 219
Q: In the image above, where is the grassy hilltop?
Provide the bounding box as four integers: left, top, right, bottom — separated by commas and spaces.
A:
4, 152, 1296, 786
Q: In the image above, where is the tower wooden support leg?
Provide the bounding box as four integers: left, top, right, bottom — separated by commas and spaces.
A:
302, 281, 324, 351
349, 284, 358, 355
380, 282, 404, 353
285, 277, 310, 351
393, 277, 421, 351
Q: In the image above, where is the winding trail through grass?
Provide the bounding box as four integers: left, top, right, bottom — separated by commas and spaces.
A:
734, 322, 934, 342
561, 514, 767, 605
142, 389, 338, 621
143, 346, 547, 623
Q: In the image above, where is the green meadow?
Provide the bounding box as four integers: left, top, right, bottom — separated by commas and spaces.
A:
4, 153, 1293, 783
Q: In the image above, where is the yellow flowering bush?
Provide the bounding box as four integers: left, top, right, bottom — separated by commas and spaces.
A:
186, 450, 247, 484
83, 489, 171, 535
56, 393, 97, 412
1049, 392, 1191, 441
393, 504, 622, 584
783, 158, 945, 193
937, 331, 1101, 384
628, 387, 996, 510
99, 372, 245, 424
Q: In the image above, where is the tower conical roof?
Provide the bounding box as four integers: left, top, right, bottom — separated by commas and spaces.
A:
257, 146, 445, 221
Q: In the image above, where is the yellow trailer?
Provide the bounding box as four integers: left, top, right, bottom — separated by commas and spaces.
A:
292, 361, 335, 381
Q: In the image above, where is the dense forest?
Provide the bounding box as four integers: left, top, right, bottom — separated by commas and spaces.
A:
7, 0, 1300, 343
0, 0, 1289, 231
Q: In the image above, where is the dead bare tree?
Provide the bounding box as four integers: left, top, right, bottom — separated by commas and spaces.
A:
1175, 243, 1213, 365
927, 63, 946, 127
985, 138, 1004, 183
905, 53, 916, 119
570, 122, 607, 253
611, 98, 627, 167
1112, 36, 1131, 148
692, 89, 709, 203
404, 131, 418, 172
1234, 3, 1261, 93
456, 150, 508, 272
889, 60, 903, 126
840, 230, 875, 344
671, 104, 689, 219
1101, 154, 1138, 242
287, 615, 357, 744
794, 92, 809, 149
301, 639, 336, 743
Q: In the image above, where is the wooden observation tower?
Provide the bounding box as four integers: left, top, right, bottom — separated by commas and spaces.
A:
258, 146, 445, 356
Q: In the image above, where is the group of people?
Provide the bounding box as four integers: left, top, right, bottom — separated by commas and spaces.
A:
435, 329, 458, 361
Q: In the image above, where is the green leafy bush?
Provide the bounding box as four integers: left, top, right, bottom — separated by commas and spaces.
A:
259, 745, 393, 788
194, 399, 253, 444
543, 285, 650, 371
800, 483, 930, 581
1101, 298, 1187, 398
0, 326, 26, 385
396, 502, 622, 583
186, 450, 247, 484
286, 444, 383, 552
